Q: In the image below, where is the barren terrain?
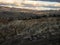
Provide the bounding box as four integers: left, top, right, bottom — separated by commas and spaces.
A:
0, 6, 60, 45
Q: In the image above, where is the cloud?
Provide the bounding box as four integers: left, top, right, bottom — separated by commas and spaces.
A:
23, 1, 60, 6
33, 0, 60, 2
22, 1, 60, 10
0, 0, 14, 3
0, 0, 60, 7
0, 0, 60, 10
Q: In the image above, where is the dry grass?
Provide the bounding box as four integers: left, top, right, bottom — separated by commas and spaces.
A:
0, 8, 60, 45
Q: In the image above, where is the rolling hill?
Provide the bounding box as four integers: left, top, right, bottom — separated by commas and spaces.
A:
0, 6, 60, 45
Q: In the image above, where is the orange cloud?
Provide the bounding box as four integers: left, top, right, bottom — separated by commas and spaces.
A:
54, 3, 60, 6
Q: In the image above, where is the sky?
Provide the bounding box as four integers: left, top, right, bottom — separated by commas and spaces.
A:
36, 0, 60, 2
0, 0, 60, 10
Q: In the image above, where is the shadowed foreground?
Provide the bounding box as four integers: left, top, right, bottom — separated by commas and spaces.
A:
0, 10, 60, 45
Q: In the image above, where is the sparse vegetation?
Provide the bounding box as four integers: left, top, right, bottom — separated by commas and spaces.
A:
0, 7, 60, 45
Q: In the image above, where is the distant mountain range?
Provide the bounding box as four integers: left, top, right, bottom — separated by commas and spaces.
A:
0, 6, 60, 15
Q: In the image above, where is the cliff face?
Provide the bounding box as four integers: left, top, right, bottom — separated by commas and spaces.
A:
0, 7, 60, 45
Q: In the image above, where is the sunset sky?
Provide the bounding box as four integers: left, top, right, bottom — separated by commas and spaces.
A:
0, 0, 60, 10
